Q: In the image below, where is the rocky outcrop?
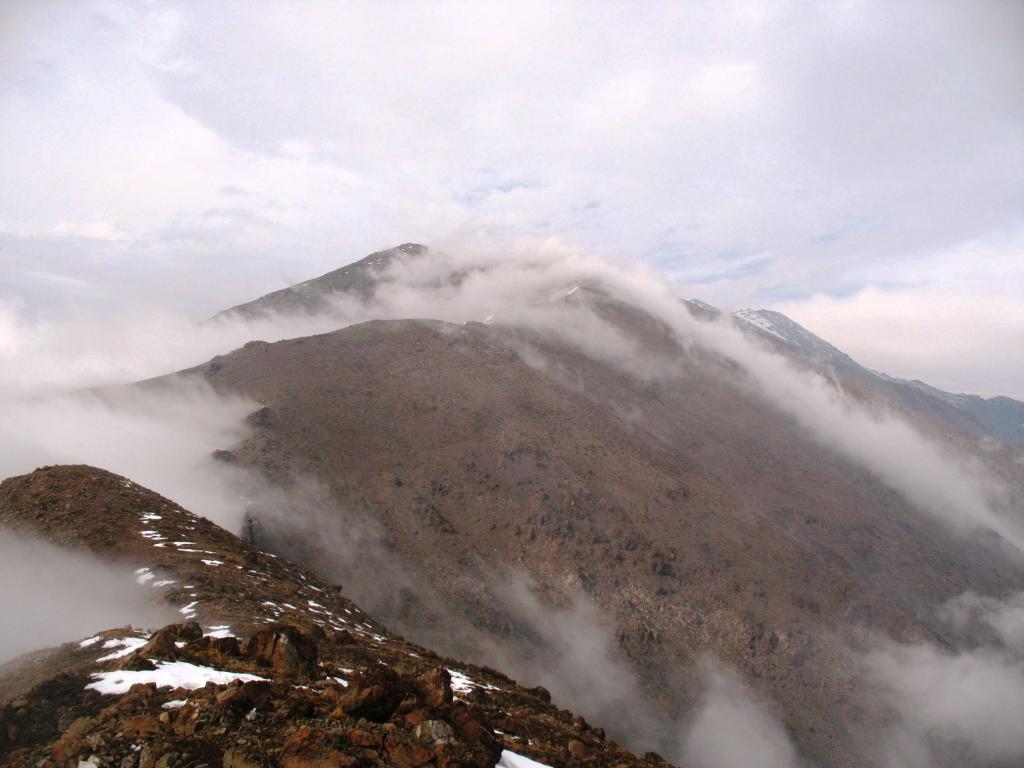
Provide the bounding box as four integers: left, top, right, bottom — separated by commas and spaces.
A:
0, 466, 670, 768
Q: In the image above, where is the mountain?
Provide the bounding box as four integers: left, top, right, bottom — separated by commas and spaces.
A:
153, 246, 1024, 767
902, 379, 1024, 446
0, 465, 661, 768
214, 244, 429, 321
17, 243, 1018, 766
217, 242, 1024, 448
731, 307, 1024, 445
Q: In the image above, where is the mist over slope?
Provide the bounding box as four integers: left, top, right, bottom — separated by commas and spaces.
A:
0, 465, 668, 768
2, 241, 1023, 767
201, 243, 1024, 765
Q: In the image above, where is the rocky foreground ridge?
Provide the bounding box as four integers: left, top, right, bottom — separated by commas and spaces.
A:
0, 466, 667, 768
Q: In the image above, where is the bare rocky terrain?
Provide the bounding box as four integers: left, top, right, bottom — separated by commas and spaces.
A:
0, 465, 660, 768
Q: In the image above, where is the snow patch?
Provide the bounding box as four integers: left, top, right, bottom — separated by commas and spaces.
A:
734, 309, 788, 342
86, 661, 266, 694
447, 668, 499, 695
497, 750, 553, 768
96, 636, 148, 662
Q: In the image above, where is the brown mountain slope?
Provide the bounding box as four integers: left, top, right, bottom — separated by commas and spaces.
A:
176, 316, 1024, 767
213, 244, 428, 321
0, 465, 662, 768
212, 241, 1019, 447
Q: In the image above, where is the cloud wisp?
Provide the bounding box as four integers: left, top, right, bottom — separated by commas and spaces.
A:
0, 528, 176, 665
858, 589, 1024, 768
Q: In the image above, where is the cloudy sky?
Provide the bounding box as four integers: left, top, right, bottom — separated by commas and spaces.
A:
1, 0, 1021, 395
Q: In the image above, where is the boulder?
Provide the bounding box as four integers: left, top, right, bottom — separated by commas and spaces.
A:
415, 667, 453, 708
244, 624, 318, 679
334, 667, 409, 723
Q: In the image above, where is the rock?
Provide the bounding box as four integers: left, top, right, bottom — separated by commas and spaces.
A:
178, 622, 203, 642
447, 709, 497, 753
334, 667, 409, 723
384, 733, 433, 768
215, 681, 276, 713
530, 685, 552, 703
206, 636, 242, 656
279, 726, 357, 768
135, 623, 201, 661
123, 715, 161, 735
415, 667, 453, 708
347, 729, 380, 749
568, 739, 590, 760
414, 720, 455, 745
154, 752, 178, 768
331, 629, 356, 645
222, 748, 263, 768
244, 624, 318, 679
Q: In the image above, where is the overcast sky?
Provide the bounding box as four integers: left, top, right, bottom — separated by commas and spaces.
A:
1, 1, 1021, 395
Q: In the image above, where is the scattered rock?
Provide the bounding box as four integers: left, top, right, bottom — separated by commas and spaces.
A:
244, 624, 318, 679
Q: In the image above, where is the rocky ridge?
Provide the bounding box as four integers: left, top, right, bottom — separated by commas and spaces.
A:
0, 465, 663, 768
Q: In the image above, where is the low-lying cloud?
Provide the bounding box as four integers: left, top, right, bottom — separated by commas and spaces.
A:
683, 659, 801, 768
859, 590, 1024, 768
0, 528, 176, 665
0, 377, 256, 534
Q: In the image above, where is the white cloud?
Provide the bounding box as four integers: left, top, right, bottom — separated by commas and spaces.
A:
775, 232, 1024, 397
0, 528, 176, 664
0, 0, 1020, 352
861, 590, 1024, 768
683, 660, 800, 768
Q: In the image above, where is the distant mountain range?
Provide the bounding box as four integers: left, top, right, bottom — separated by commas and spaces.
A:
728, 306, 1024, 446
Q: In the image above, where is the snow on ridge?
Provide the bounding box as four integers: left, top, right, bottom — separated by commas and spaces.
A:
497, 750, 553, 768
204, 625, 235, 639
447, 668, 499, 696
685, 298, 718, 313
734, 309, 788, 342
96, 636, 148, 662
86, 661, 266, 695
